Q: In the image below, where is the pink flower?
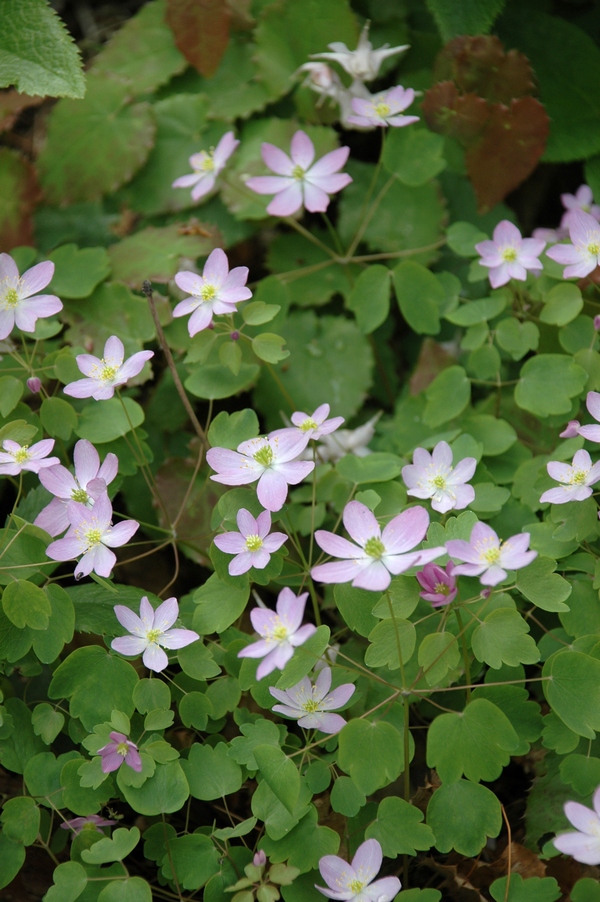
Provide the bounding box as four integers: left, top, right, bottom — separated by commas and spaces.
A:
246, 130, 352, 217
237, 587, 316, 680
0, 439, 59, 476
540, 449, 600, 504
98, 731, 142, 774
213, 508, 287, 575
60, 815, 116, 835
35, 439, 118, 537
312, 500, 445, 592
45, 493, 139, 579
560, 184, 600, 229
532, 227, 566, 245
446, 522, 537, 587
111, 596, 198, 672
475, 220, 545, 288
311, 23, 409, 83
63, 335, 153, 401
554, 785, 600, 864
207, 433, 314, 512
317, 839, 401, 902
314, 413, 380, 464
560, 420, 581, 438
269, 666, 355, 734
0, 254, 62, 340
270, 403, 345, 442
546, 210, 600, 279
172, 131, 239, 202
173, 248, 252, 336
416, 561, 457, 607
347, 85, 419, 128
576, 391, 600, 443
402, 441, 476, 514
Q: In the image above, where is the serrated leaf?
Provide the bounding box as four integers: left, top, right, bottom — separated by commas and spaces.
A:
47, 243, 110, 298
252, 332, 289, 364
43, 861, 87, 902
383, 127, 446, 186
0, 0, 84, 98
489, 874, 560, 902
165, 0, 230, 78
425, 0, 506, 41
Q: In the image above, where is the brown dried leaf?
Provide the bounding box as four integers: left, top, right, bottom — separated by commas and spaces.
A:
434, 35, 536, 105
497, 842, 546, 879
465, 97, 549, 212
165, 0, 231, 77
0, 89, 44, 133
0, 147, 40, 251
409, 338, 455, 396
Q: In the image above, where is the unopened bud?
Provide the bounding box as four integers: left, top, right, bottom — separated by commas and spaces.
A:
594, 315, 600, 331
481, 588, 491, 599
231, 331, 240, 341
253, 850, 267, 867
27, 377, 41, 393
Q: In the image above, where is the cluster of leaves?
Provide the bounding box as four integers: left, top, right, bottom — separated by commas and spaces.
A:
4, 0, 600, 901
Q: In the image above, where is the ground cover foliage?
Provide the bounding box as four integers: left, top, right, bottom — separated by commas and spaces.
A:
4, 0, 600, 899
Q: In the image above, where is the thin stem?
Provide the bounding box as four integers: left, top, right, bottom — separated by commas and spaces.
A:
345, 174, 396, 259
454, 609, 471, 703
283, 217, 337, 259
321, 212, 344, 256
142, 281, 206, 444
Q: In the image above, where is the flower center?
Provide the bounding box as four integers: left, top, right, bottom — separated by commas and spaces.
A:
300, 418, 318, 432
588, 242, 600, 256
4, 287, 19, 307
13, 446, 30, 463
246, 534, 263, 552
570, 468, 588, 484
302, 698, 321, 713
482, 546, 501, 564
431, 474, 446, 489
349, 880, 365, 893
292, 164, 305, 180
71, 488, 89, 503
200, 283, 217, 302
253, 445, 274, 467
146, 628, 161, 643
501, 247, 518, 262
434, 582, 450, 595
373, 101, 391, 118
100, 363, 118, 382
265, 616, 289, 644
84, 527, 103, 547
116, 742, 129, 758
82, 821, 99, 831
364, 536, 385, 559
195, 152, 215, 173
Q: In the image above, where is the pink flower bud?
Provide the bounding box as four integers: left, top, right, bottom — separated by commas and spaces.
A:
481, 588, 492, 598
595, 315, 600, 331
230, 331, 240, 341
415, 562, 457, 607
559, 420, 580, 438
27, 377, 41, 393
253, 851, 267, 867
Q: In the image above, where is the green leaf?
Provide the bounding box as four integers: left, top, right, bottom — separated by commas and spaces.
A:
366, 796, 435, 857
254, 312, 373, 431
0, 0, 84, 98
178, 641, 220, 680
252, 332, 289, 364
471, 609, 540, 669
179, 692, 213, 731
423, 366, 471, 427
31, 703, 64, 744
338, 719, 404, 795
228, 719, 281, 771
61, 757, 114, 815
427, 699, 519, 783
192, 574, 250, 634
2, 580, 51, 630
383, 127, 446, 186
336, 453, 402, 484
49, 646, 138, 731
426, 0, 506, 40
543, 650, 600, 738
82, 827, 141, 864
489, 874, 560, 902
446, 297, 507, 327
364, 618, 416, 671
254, 745, 300, 815
0, 376, 23, 417
515, 354, 588, 417
160, 833, 220, 891
183, 743, 243, 800
38, 73, 155, 204
24, 751, 75, 809
186, 361, 260, 401
446, 222, 488, 257
39, 397, 78, 441
133, 679, 171, 715
207, 410, 259, 450
242, 302, 281, 326
259, 806, 340, 873
418, 632, 461, 686
426, 780, 501, 856
97, 878, 152, 902
393, 260, 444, 335
560, 754, 600, 797
470, 482, 510, 513
572, 879, 600, 902
498, 11, 600, 162
219, 338, 242, 375
398, 892, 441, 902
143, 709, 174, 732
76, 397, 145, 444
334, 584, 378, 639
540, 283, 583, 326
330, 776, 366, 817
472, 685, 543, 755
108, 224, 211, 288
251, 776, 312, 842
91, 0, 186, 95
516, 556, 572, 612
462, 415, 516, 455
254, 0, 358, 100
495, 318, 539, 360
0, 832, 25, 891
47, 243, 111, 298
44, 861, 87, 902
119, 760, 189, 816
347, 265, 391, 335
1, 796, 39, 845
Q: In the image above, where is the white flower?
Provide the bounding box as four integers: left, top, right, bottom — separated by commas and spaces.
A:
402, 441, 477, 513
311, 22, 408, 83
540, 449, 600, 504
111, 596, 199, 672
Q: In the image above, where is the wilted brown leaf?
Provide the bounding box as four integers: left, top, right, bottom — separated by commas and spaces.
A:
165, 0, 231, 77
0, 89, 44, 133
410, 338, 456, 396
0, 147, 41, 251
433, 36, 535, 105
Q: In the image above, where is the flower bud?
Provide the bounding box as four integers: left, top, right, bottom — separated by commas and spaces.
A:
594, 315, 600, 330
27, 376, 41, 393
559, 420, 580, 438
231, 331, 240, 341
415, 562, 457, 607
253, 851, 267, 867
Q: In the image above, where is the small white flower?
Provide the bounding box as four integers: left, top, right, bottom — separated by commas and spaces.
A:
540, 449, 600, 504
402, 441, 476, 513
111, 596, 199, 673
311, 22, 408, 83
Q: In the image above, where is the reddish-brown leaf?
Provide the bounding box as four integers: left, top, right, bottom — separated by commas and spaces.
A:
0, 148, 41, 251
0, 89, 44, 134
409, 338, 455, 396
165, 0, 231, 77
422, 82, 489, 144
434, 35, 535, 104
465, 97, 549, 212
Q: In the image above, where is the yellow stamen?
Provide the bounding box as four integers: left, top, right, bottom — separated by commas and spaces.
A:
364, 536, 385, 559
246, 534, 263, 552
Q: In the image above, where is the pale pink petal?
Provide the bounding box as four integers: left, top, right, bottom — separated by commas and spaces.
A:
303, 182, 332, 213
162, 628, 199, 649
191, 174, 216, 200
267, 183, 304, 216
290, 131, 315, 169
319, 856, 357, 895
38, 465, 76, 498
314, 530, 364, 559
103, 336, 125, 366
0, 309, 15, 340
172, 173, 201, 189
257, 470, 289, 511
308, 147, 350, 178
277, 588, 308, 630
246, 175, 294, 195
203, 248, 229, 284
343, 501, 380, 546
351, 839, 382, 884
103, 519, 139, 547
382, 506, 429, 553
237, 508, 259, 537
352, 560, 391, 590
113, 604, 145, 636
213, 132, 239, 167
324, 683, 355, 709
314, 665, 332, 699
553, 831, 600, 865
256, 645, 294, 679
46, 534, 84, 561
153, 597, 179, 632
312, 559, 369, 583
0, 253, 19, 284
111, 635, 147, 656
229, 552, 257, 574
288, 623, 317, 646
431, 441, 453, 468
74, 353, 102, 377
187, 304, 214, 336
262, 533, 287, 552
261, 142, 294, 175
18, 261, 54, 296
214, 533, 248, 553
63, 377, 97, 399
118, 350, 153, 381
98, 453, 118, 485
73, 440, 100, 486
361, 877, 401, 902
34, 498, 70, 536
142, 644, 169, 672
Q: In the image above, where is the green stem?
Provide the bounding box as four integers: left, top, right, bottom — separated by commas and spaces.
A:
284, 217, 337, 258
454, 608, 471, 703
